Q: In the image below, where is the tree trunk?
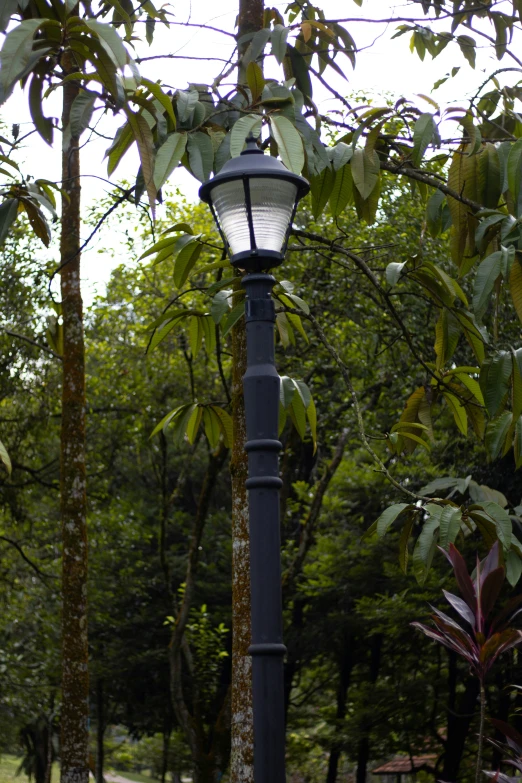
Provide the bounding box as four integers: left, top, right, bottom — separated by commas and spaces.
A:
356, 635, 382, 783
96, 679, 105, 783
161, 722, 170, 783
442, 653, 479, 782
229, 2, 265, 780
326, 640, 354, 783
59, 40, 89, 783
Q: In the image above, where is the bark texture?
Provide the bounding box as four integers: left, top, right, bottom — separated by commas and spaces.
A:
60, 45, 89, 783
229, 0, 265, 778
229, 294, 253, 783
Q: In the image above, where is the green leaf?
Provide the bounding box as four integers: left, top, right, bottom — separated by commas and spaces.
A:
351, 148, 380, 200
386, 261, 407, 287
141, 78, 176, 127
310, 166, 334, 219
271, 24, 289, 64
85, 19, 128, 69
480, 351, 512, 417
187, 132, 214, 182
412, 513, 440, 585
276, 312, 293, 347
506, 550, 522, 586
69, 90, 96, 138
306, 396, 317, 453
243, 28, 271, 66
412, 113, 436, 166
189, 315, 204, 358
0, 19, 44, 103
288, 392, 306, 439
154, 132, 187, 190
457, 34, 476, 68
443, 392, 468, 435
148, 315, 184, 352
439, 506, 462, 549
210, 405, 233, 447
510, 252, 522, 324
514, 416, 522, 469
150, 403, 193, 438
221, 302, 245, 337
270, 115, 304, 174
0, 438, 12, 476
203, 407, 222, 449
332, 142, 353, 171
176, 89, 199, 122
280, 376, 296, 408
230, 114, 262, 158
447, 372, 484, 405
507, 138, 522, 217
210, 290, 232, 324
246, 61, 265, 102
186, 405, 203, 444
426, 190, 446, 237
174, 240, 202, 288
106, 121, 134, 176
478, 501, 512, 549
126, 110, 156, 213
375, 503, 411, 538
459, 112, 482, 155
399, 513, 416, 574
328, 163, 353, 217
485, 411, 512, 461
473, 251, 502, 320
0, 198, 19, 246
29, 73, 53, 145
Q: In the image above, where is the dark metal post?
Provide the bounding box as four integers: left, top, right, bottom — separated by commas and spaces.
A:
242, 270, 286, 783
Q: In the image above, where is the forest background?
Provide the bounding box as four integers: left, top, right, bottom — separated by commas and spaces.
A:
1, 1, 522, 782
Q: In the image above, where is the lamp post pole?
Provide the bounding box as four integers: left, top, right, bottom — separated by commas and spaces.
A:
199, 134, 309, 783
242, 271, 286, 783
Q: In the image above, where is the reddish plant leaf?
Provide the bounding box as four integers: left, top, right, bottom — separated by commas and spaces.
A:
481, 567, 505, 623
444, 543, 477, 611
443, 589, 476, 628
479, 540, 501, 587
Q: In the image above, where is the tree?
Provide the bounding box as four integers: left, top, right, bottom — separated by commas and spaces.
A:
4, 1, 522, 781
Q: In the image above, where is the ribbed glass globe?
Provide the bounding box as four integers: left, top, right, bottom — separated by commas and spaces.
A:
211, 177, 298, 256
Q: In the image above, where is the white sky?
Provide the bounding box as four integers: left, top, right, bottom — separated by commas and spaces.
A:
0, 0, 516, 303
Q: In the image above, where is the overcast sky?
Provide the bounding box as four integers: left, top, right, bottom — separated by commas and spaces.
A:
1, 0, 514, 302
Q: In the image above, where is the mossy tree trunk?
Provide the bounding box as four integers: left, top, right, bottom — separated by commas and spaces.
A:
229, 2, 265, 781
59, 42, 89, 783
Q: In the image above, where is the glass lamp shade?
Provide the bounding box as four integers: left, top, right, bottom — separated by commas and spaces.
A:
199, 135, 309, 269
211, 177, 298, 257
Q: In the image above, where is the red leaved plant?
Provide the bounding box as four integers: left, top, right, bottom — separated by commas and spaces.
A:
412, 541, 522, 783
412, 541, 522, 683
485, 720, 522, 782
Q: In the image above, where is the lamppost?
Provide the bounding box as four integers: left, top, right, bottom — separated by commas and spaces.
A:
199, 133, 309, 782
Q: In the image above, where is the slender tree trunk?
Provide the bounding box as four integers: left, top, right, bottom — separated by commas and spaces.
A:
475, 683, 486, 783
59, 40, 89, 783
326, 641, 354, 783
229, 3, 265, 780
442, 654, 479, 782
96, 679, 105, 783
355, 635, 382, 783
161, 723, 170, 783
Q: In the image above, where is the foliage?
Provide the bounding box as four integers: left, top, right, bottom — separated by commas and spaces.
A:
486, 720, 522, 783
412, 542, 522, 684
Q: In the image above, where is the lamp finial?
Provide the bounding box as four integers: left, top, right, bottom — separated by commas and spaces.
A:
242, 131, 262, 155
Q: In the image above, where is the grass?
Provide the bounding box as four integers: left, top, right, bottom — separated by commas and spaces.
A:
0, 754, 30, 783
108, 771, 159, 783
0, 755, 162, 783
0, 755, 60, 783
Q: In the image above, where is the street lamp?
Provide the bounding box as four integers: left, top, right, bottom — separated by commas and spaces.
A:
200, 133, 309, 782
